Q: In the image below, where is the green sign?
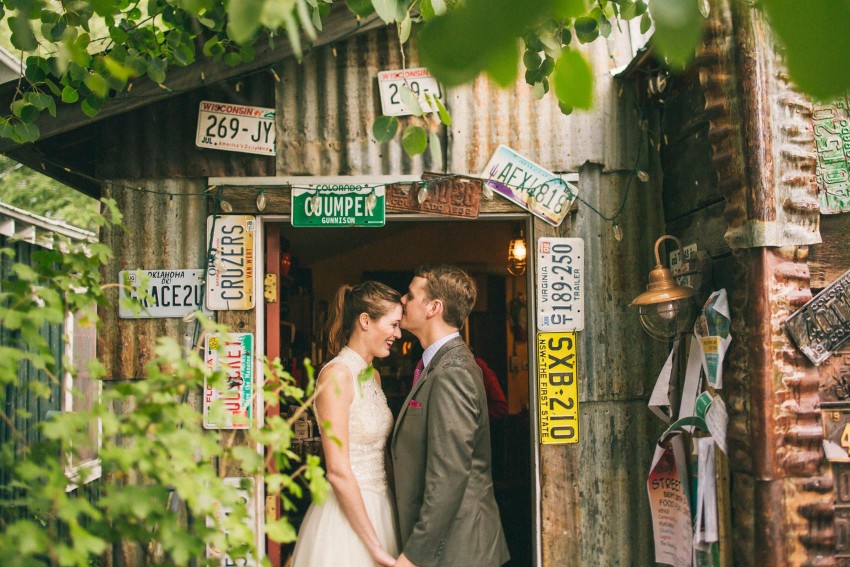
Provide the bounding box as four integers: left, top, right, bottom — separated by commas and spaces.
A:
813, 94, 850, 214
291, 185, 386, 227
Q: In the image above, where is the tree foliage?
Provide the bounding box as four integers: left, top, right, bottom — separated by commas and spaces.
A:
0, 155, 99, 231
0, 206, 329, 564
0, 0, 845, 148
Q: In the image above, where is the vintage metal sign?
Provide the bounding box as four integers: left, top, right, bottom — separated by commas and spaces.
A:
204, 333, 254, 429
196, 101, 275, 156
206, 215, 255, 311
823, 409, 850, 463
536, 237, 584, 331
291, 183, 385, 227
812, 95, 850, 214
481, 145, 578, 227
377, 67, 444, 116
119, 269, 207, 318
537, 332, 579, 444
386, 173, 482, 218
785, 268, 850, 365
207, 477, 257, 566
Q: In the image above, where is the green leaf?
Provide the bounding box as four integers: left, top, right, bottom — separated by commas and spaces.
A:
84, 72, 109, 97
431, 0, 446, 16
10, 15, 38, 51
401, 125, 428, 156
419, 0, 553, 87
13, 121, 39, 143
552, 49, 593, 110
398, 13, 411, 43
345, 0, 374, 17
640, 12, 652, 34
11, 100, 39, 122
399, 85, 423, 117
599, 17, 612, 37
371, 0, 404, 23
61, 86, 79, 103
485, 38, 519, 87
81, 95, 103, 117
761, 0, 850, 99
147, 57, 166, 83
648, 0, 703, 69
372, 115, 399, 142
433, 95, 452, 126
226, 0, 265, 44
573, 16, 599, 43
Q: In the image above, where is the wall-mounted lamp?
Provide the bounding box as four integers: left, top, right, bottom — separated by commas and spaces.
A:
508, 229, 527, 276
630, 235, 701, 341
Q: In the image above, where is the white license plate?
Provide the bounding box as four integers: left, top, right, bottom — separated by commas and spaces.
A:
537, 237, 584, 331
377, 67, 444, 116
196, 101, 275, 156
119, 269, 207, 319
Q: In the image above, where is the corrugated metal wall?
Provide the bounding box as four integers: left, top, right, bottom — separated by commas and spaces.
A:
277, 27, 643, 177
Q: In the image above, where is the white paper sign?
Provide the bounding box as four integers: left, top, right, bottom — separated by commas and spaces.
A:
649, 340, 679, 422
694, 289, 732, 389
647, 437, 692, 567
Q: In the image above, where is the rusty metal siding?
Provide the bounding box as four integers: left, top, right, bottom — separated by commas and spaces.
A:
96, 73, 276, 180
99, 179, 209, 380
276, 27, 644, 178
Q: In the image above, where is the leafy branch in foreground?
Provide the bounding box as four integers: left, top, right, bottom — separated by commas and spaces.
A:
0, 204, 328, 565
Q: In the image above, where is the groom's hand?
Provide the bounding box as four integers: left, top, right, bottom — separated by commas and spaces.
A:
394, 552, 418, 567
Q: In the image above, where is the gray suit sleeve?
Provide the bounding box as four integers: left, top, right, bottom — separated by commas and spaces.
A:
404, 366, 480, 565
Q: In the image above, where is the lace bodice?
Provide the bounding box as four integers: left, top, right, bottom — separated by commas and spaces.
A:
317, 347, 393, 494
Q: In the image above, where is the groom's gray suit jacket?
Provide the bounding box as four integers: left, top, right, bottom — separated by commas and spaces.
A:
391, 336, 510, 567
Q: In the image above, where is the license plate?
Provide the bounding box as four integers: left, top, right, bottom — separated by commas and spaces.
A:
196, 101, 275, 156
206, 215, 256, 311
377, 67, 444, 116
385, 172, 482, 218
537, 237, 584, 331
537, 332, 579, 444
119, 269, 207, 318
291, 184, 385, 227
204, 333, 254, 430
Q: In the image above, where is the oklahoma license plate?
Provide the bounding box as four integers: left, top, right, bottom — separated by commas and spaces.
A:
537, 237, 584, 331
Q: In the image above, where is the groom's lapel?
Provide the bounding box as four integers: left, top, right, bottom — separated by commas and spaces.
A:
391, 338, 464, 452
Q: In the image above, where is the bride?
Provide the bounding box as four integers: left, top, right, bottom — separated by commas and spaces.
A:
290, 281, 401, 567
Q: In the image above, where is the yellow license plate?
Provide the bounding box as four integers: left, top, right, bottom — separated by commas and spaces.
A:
537, 332, 579, 444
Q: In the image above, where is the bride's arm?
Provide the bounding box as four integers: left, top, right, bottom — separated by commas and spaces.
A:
315, 364, 396, 566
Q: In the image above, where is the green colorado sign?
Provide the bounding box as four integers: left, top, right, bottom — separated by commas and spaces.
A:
291, 185, 386, 227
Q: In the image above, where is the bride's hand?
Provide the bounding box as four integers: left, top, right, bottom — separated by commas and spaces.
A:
370, 546, 396, 566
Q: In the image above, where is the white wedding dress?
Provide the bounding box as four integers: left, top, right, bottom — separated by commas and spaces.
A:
290, 347, 398, 566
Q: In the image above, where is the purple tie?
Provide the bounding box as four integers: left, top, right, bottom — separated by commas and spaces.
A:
412, 359, 424, 388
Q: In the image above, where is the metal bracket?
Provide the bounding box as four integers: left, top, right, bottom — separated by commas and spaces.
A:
263, 273, 277, 303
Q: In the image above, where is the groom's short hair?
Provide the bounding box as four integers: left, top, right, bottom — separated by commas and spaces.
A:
414, 264, 477, 329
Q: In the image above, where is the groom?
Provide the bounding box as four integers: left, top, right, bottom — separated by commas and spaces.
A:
391, 264, 510, 567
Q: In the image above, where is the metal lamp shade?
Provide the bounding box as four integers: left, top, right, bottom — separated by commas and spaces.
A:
630, 264, 697, 341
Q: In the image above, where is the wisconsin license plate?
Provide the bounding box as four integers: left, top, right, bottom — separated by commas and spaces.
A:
196, 101, 275, 156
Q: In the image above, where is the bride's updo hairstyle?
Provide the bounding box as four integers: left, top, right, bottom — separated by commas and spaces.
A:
326, 281, 401, 356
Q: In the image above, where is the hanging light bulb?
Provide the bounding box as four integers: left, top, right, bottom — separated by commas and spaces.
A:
220, 200, 233, 213
256, 189, 267, 212
418, 184, 430, 204
637, 170, 650, 183
482, 182, 494, 200
182, 310, 198, 323
507, 228, 527, 276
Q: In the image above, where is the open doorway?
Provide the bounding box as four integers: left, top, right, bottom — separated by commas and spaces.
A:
266, 218, 532, 566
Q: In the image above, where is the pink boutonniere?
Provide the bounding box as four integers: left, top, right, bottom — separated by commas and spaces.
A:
408, 400, 421, 409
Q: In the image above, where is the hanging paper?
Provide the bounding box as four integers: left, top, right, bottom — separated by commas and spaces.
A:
693, 437, 719, 551
648, 436, 692, 567
693, 289, 732, 389
649, 340, 679, 422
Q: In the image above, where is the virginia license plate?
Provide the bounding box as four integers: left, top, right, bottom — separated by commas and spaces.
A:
537, 237, 584, 331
